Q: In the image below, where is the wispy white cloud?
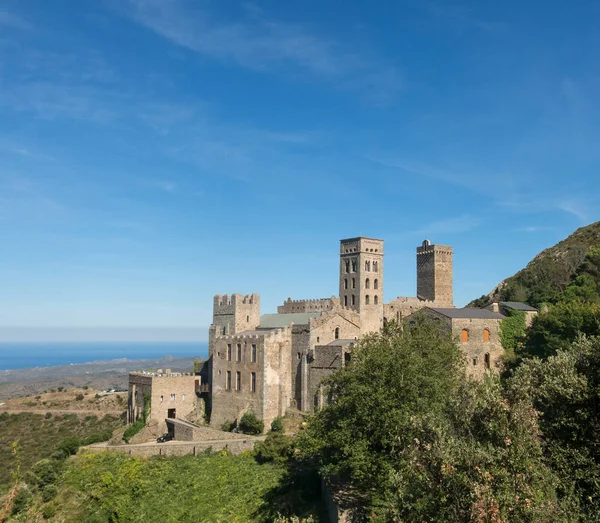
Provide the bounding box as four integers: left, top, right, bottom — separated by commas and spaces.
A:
149, 180, 177, 193
0, 10, 30, 30
413, 214, 483, 236
121, 0, 402, 102
427, 2, 506, 35
515, 225, 557, 233
556, 199, 590, 223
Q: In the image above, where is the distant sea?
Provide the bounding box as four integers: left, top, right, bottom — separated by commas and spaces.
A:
0, 342, 209, 370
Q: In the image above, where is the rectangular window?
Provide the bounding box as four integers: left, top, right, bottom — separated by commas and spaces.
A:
226, 371, 232, 391
237, 343, 242, 361
251, 372, 256, 393
236, 371, 241, 391
227, 344, 232, 361
251, 344, 257, 363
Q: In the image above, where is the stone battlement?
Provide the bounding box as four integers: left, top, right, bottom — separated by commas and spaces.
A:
277, 296, 336, 314
215, 325, 291, 341
129, 371, 195, 378
213, 293, 259, 307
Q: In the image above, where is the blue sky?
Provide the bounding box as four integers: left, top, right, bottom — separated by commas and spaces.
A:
1, 0, 599, 341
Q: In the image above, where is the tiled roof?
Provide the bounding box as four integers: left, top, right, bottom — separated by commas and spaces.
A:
429, 307, 505, 320
259, 312, 321, 328
500, 301, 538, 312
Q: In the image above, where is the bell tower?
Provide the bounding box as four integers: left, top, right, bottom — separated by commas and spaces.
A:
416, 240, 453, 306
339, 237, 384, 333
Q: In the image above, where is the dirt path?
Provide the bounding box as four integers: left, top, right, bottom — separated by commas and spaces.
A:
0, 407, 124, 416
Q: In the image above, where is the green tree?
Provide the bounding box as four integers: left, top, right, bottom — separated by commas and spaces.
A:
296, 316, 463, 508
522, 302, 600, 359
508, 336, 600, 519
499, 309, 527, 353
297, 317, 567, 521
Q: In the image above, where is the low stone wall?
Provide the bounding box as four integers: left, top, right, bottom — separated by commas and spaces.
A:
86, 437, 263, 458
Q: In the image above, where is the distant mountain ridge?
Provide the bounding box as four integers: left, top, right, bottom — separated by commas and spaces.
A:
470, 221, 600, 308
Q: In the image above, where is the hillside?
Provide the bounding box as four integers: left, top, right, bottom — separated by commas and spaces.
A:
470, 221, 600, 308
0, 389, 125, 492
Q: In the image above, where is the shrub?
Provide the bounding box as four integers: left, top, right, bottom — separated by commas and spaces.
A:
31, 458, 62, 488
0, 411, 9, 421
83, 430, 113, 446
42, 503, 57, 519
94, 393, 101, 399
239, 412, 264, 435
75, 394, 85, 401
35, 395, 42, 400
83, 385, 89, 390
11, 486, 32, 515
41, 484, 58, 503
221, 420, 235, 432
57, 437, 81, 458
254, 432, 293, 463
57, 387, 63, 392
270, 417, 284, 433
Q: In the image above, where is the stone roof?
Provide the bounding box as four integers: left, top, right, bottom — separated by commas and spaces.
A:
500, 301, 538, 312
323, 339, 356, 347
259, 312, 321, 328
430, 307, 505, 320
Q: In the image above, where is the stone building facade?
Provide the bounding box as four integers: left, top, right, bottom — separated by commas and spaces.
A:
416, 308, 505, 379
130, 235, 518, 432
128, 371, 199, 433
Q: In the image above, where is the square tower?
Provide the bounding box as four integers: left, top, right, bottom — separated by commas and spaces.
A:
416, 240, 453, 306
339, 237, 384, 333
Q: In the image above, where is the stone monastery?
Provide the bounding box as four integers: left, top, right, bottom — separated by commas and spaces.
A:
128, 237, 538, 433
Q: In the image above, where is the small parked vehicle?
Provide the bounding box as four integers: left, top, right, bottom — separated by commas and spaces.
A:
156, 433, 173, 443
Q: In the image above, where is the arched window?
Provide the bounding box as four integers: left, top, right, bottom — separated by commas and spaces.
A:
335, 327, 340, 340
222, 326, 226, 335
374, 279, 378, 290
365, 278, 370, 289
344, 295, 348, 306
365, 260, 371, 271
365, 295, 370, 305
345, 260, 350, 273
461, 329, 469, 343
484, 353, 491, 369
374, 295, 378, 305
351, 295, 356, 306
351, 259, 357, 272
344, 278, 348, 290
373, 261, 378, 272
352, 278, 356, 289
483, 328, 490, 342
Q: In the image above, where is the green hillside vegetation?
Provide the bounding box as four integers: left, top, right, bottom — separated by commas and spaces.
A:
2, 449, 322, 522
3, 313, 600, 521
471, 221, 600, 308
0, 412, 123, 493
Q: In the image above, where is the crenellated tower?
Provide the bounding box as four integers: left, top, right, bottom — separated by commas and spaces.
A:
416, 240, 453, 306
210, 293, 260, 337
339, 237, 384, 333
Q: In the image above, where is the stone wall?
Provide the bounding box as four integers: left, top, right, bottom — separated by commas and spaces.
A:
424, 310, 503, 379
300, 311, 361, 411
210, 327, 292, 429
278, 297, 337, 314
128, 372, 198, 433
86, 438, 262, 458
307, 343, 353, 412
384, 296, 436, 323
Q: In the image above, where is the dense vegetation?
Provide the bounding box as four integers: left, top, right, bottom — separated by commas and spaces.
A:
471, 221, 600, 308
2, 450, 322, 522
0, 412, 122, 492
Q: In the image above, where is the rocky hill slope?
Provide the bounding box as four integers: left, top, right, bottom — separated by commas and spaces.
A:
470, 221, 600, 308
